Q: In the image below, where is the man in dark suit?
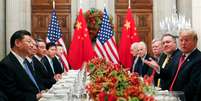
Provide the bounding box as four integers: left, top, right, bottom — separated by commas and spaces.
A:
26, 38, 45, 90
155, 34, 181, 90
156, 49, 181, 90
0, 30, 42, 101
195, 65, 201, 100
41, 43, 61, 81
54, 44, 65, 74
169, 29, 201, 101
0, 90, 8, 101
33, 39, 56, 89
52, 56, 64, 74
145, 29, 201, 101
133, 41, 154, 77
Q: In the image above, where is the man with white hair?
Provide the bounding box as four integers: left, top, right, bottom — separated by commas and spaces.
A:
133, 41, 154, 76
130, 42, 139, 57
130, 42, 139, 72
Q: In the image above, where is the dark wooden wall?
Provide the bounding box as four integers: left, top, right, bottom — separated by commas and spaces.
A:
115, 0, 153, 53
31, 0, 153, 52
32, 0, 71, 47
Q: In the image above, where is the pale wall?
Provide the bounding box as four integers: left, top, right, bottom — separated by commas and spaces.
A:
192, 0, 201, 49
0, 0, 5, 60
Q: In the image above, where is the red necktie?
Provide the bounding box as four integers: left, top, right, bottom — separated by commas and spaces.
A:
169, 54, 186, 91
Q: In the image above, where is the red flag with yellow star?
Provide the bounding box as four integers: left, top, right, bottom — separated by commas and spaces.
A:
118, 8, 140, 69
68, 9, 95, 69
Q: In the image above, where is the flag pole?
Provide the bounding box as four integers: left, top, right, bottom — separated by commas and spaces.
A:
80, 0, 82, 10
128, 0, 131, 8
53, 0, 55, 9
104, 0, 106, 8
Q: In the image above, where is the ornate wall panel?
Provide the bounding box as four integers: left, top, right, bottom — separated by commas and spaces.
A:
32, 0, 71, 48
115, 0, 153, 54
32, 0, 153, 52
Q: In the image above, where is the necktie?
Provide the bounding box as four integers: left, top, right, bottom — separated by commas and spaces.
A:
50, 60, 55, 74
135, 57, 143, 76
30, 61, 35, 71
132, 57, 137, 72
23, 59, 40, 91
138, 58, 143, 76
157, 55, 170, 87
40, 59, 48, 71
162, 55, 170, 68
169, 54, 186, 91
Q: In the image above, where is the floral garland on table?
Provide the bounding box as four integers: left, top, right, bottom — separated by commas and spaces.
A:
84, 8, 114, 42
85, 58, 155, 101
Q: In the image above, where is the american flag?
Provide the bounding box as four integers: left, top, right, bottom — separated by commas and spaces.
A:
94, 8, 119, 64
47, 9, 69, 71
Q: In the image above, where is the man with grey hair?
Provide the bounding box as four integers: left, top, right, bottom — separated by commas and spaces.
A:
130, 42, 139, 57
145, 33, 181, 90
151, 39, 162, 61
170, 29, 201, 101
145, 29, 201, 101
133, 41, 154, 76
130, 42, 139, 72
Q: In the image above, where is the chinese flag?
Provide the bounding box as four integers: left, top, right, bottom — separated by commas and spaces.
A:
68, 9, 95, 70
118, 8, 140, 69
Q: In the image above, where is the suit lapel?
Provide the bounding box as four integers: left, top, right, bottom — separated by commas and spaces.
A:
9, 53, 37, 88
54, 57, 64, 72
42, 57, 54, 76
158, 53, 167, 66
33, 56, 48, 72
180, 49, 199, 71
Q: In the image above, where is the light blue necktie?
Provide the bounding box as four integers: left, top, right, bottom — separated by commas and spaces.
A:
23, 59, 40, 91
50, 60, 55, 74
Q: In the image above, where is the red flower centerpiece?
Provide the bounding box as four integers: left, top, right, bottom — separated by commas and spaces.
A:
85, 58, 155, 101
84, 8, 114, 42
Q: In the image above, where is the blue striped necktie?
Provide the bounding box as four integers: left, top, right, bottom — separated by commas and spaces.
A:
23, 59, 40, 91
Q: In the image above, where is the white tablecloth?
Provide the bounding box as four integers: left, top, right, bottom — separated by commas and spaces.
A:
39, 70, 183, 101
39, 70, 89, 101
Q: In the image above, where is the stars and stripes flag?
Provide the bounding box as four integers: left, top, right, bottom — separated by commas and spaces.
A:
47, 9, 69, 71
94, 8, 119, 64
